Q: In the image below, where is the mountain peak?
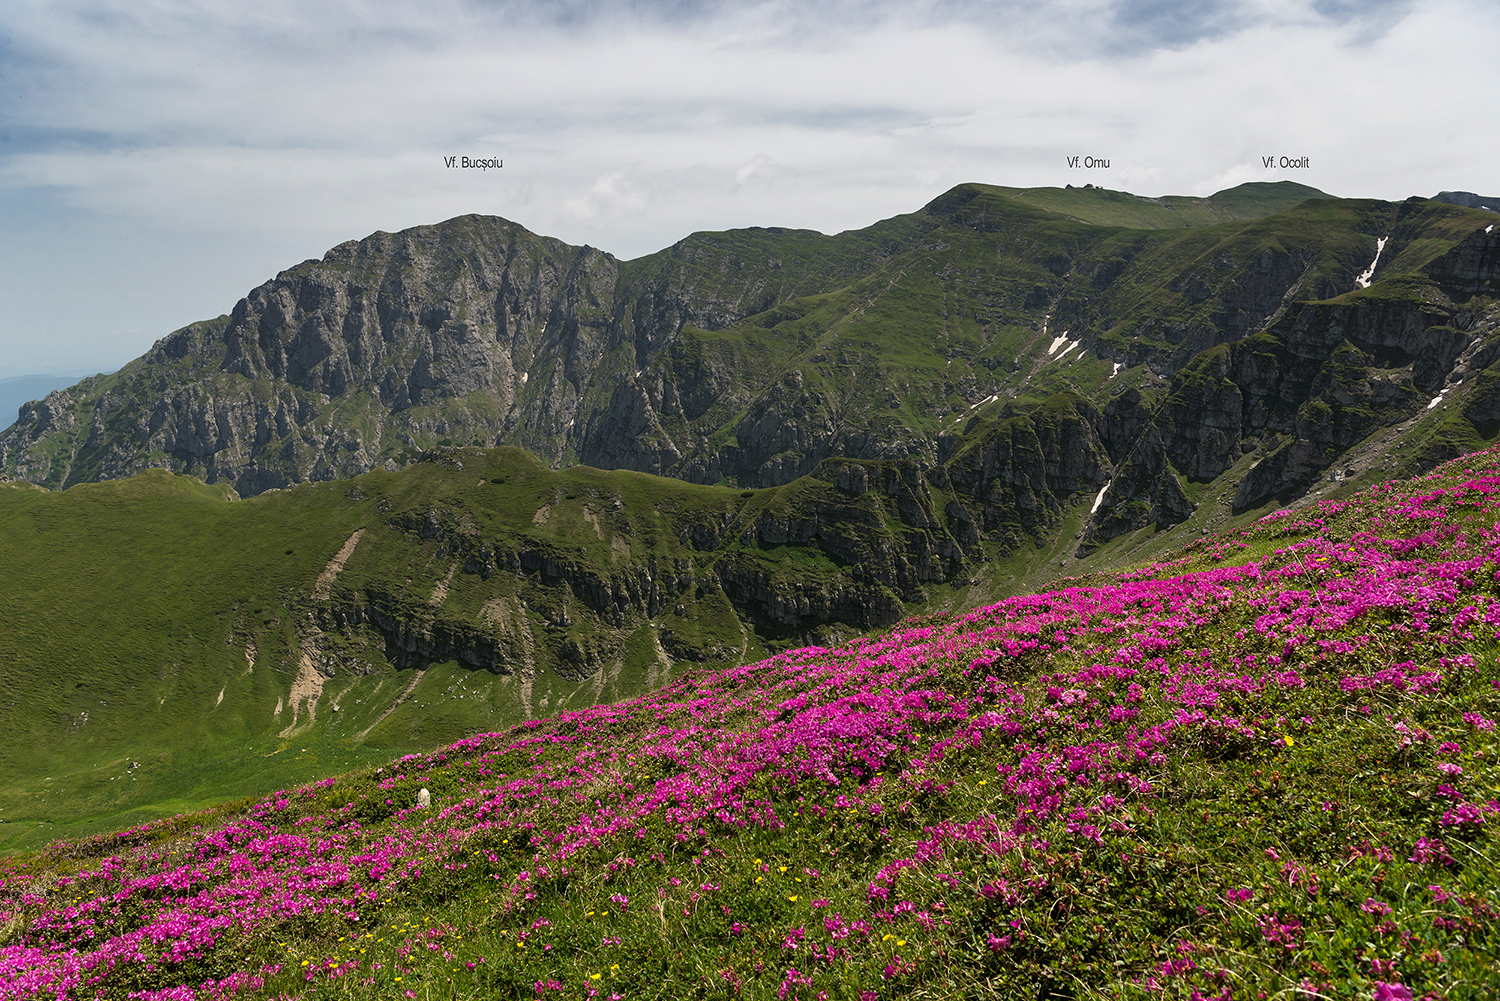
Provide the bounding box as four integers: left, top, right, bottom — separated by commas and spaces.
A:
1433, 190, 1499, 214
927, 179, 1329, 230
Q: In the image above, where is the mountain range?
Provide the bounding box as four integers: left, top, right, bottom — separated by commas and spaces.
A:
4, 182, 1498, 538
2, 179, 1499, 847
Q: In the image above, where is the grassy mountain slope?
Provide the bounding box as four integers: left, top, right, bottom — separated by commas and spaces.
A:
2, 182, 1497, 849
944, 180, 1328, 230
10, 307, 1500, 855
0, 454, 748, 850
0, 373, 1125, 847
0, 436, 1049, 851
4, 443, 1500, 998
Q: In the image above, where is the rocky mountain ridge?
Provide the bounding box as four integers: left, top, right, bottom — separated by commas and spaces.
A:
3, 182, 1498, 559
1433, 190, 1499, 213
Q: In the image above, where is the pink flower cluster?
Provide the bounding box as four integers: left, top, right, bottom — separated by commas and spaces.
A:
7, 445, 1500, 997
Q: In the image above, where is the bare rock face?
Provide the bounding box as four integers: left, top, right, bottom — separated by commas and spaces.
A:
1143, 222, 1500, 515
1088, 424, 1193, 543
0, 214, 914, 494
942, 395, 1111, 534
220, 224, 603, 408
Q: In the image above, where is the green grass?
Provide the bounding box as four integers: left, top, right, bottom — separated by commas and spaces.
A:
11, 444, 1500, 997
0, 449, 1008, 844
965, 180, 1328, 229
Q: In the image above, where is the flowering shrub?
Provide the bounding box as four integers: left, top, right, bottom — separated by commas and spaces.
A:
6, 447, 1500, 998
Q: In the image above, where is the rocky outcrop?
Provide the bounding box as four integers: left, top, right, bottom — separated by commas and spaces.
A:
291, 415, 1121, 678
1, 213, 933, 493
371, 452, 974, 646
1421, 227, 1500, 298
937, 394, 1113, 543
1096, 222, 1500, 516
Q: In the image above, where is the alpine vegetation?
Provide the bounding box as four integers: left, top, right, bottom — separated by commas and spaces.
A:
4, 445, 1500, 999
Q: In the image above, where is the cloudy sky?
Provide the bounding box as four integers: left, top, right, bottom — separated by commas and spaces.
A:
0, 0, 1496, 377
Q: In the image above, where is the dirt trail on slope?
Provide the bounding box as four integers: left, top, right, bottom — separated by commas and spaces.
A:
429, 563, 457, 606
314, 529, 365, 598
357, 670, 426, 739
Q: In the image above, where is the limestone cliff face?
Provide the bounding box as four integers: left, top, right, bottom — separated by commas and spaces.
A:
10, 218, 629, 493
936, 394, 1111, 546
0, 216, 912, 494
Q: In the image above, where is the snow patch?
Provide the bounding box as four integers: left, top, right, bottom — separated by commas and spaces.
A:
1488, 224, 1495, 234
1355, 236, 1388, 289
1054, 340, 1080, 360
1111, 362, 1124, 379
1091, 482, 1111, 514
966, 394, 999, 412
1428, 395, 1445, 410
1047, 333, 1072, 356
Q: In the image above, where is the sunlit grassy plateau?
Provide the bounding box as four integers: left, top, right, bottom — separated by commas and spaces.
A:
6, 438, 1500, 999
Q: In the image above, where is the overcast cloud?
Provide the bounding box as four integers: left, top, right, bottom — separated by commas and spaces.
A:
0, 0, 1494, 376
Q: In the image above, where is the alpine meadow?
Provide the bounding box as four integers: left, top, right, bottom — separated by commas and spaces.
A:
1, 181, 1499, 999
